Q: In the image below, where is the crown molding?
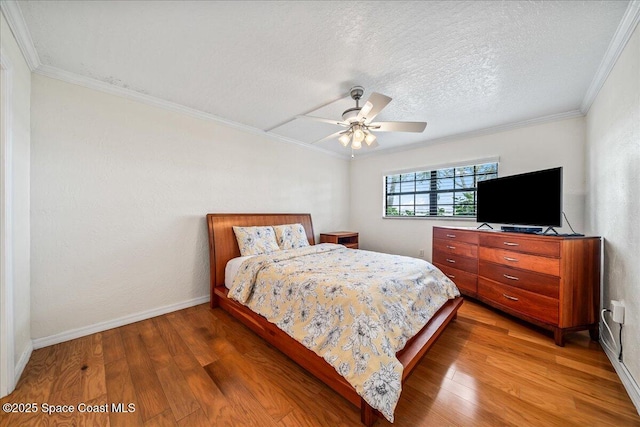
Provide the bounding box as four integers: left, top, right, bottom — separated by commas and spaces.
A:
581, 0, 640, 114
5, 0, 633, 158
34, 64, 345, 159
355, 109, 584, 160
0, 0, 344, 159
0, 0, 40, 71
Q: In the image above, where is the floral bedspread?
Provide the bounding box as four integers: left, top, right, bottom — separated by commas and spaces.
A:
228, 243, 460, 422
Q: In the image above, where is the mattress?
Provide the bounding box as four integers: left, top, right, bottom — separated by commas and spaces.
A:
224, 255, 254, 289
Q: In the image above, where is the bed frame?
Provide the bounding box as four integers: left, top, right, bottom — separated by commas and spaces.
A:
206, 213, 463, 426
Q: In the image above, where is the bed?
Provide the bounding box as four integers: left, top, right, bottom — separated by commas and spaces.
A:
206, 213, 463, 425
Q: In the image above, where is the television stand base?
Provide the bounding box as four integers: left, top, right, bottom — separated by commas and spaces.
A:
542, 226, 559, 235
477, 223, 494, 230
500, 226, 543, 234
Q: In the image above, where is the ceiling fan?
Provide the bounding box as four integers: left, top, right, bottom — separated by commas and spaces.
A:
297, 86, 427, 150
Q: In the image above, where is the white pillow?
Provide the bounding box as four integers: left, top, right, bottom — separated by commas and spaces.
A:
273, 223, 310, 250
232, 226, 280, 256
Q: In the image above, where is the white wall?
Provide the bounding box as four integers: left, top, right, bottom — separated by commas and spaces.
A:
586, 23, 639, 398
349, 116, 586, 260
30, 74, 350, 340
0, 11, 31, 393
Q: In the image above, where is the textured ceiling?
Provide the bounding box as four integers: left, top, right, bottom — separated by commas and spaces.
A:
14, 1, 631, 156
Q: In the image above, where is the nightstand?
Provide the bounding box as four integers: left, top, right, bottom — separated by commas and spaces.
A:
320, 232, 359, 249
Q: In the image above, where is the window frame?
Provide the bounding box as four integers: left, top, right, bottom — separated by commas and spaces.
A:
383, 159, 499, 219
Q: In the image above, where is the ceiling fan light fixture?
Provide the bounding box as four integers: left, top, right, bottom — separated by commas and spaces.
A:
352, 138, 362, 149
353, 126, 365, 143
364, 132, 377, 146
338, 133, 351, 147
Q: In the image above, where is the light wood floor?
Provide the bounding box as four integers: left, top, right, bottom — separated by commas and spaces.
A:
2, 299, 639, 426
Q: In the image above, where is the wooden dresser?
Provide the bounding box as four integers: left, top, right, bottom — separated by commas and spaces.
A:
432, 226, 601, 346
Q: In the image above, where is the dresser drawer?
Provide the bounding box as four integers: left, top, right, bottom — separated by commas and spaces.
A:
478, 278, 559, 324
433, 238, 478, 258
433, 251, 477, 273
479, 260, 559, 298
479, 234, 560, 258
479, 247, 560, 276
434, 263, 477, 295
433, 227, 479, 245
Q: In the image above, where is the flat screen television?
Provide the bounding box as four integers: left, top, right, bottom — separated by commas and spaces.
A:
476, 167, 562, 227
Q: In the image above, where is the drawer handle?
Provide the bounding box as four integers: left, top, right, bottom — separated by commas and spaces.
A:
504, 242, 520, 246
446, 258, 456, 263
503, 256, 518, 262
502, 293, 519, 302
503, 274, 519, 281
446, 245, 456, 250
446, 234, 456, 238
446, 274, 456, 279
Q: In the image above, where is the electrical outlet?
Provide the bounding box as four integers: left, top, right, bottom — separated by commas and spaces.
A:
612, 300, 625, 324
419, 249, 425, 258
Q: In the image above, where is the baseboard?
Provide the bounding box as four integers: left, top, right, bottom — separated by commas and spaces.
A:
601, 329, 640, 415
32, 295, 210, 349
13, 340, 32, 386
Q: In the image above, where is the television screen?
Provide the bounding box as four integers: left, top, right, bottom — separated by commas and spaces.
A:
477, 167, 562, 227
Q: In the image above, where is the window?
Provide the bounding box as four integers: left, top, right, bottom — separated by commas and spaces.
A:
384, 161, 498, 218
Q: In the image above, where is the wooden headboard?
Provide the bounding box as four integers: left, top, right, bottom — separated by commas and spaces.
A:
206, 213, 315, 292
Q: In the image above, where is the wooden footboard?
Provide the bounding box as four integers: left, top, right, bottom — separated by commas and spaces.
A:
213, 284, 462, 425
206, 213, 463, 425
213, 285, 361, 405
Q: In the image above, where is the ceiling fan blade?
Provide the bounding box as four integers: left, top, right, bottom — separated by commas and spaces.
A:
311, 130, 347, 144
368, 121, 427, 133
296, 115, 348, 127
357, 92, 392, 122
